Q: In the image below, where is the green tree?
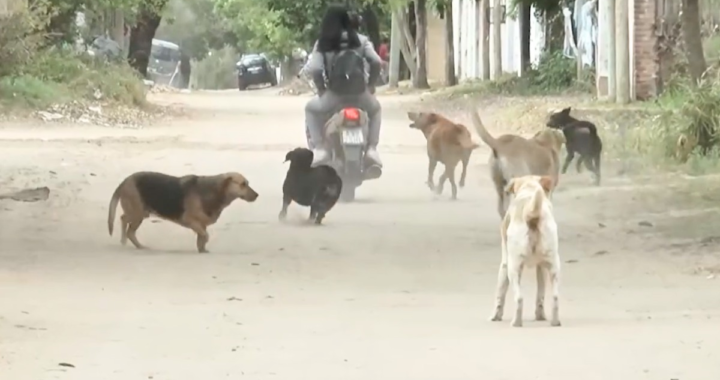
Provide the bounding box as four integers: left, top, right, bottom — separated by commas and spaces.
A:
215, 0, 299, 59
215, 0, 387, 59
155, 0, 238, 59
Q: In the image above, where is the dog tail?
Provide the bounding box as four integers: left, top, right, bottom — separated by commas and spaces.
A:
565, 122, 598, 135
523, 186, 545, 230
470, 109, 499, 151
108, 183, 122, 236
455, 126, 480, 150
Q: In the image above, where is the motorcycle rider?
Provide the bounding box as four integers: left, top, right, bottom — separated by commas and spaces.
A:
304, 5, 383, 180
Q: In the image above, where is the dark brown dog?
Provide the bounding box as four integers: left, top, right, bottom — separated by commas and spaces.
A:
408, 112, 479, 199
546, 107, 603, 185
470, 109, 565, 218
107, 171, 258, 253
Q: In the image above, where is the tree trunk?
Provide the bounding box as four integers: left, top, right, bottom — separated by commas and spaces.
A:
44, 0, 83, 46
491, 0, 502, 79
681, 0, 707, 84
413, 0, 430, 88
544, 9, 564, 52
397, 8, 417, 77
518, 1, 531, 74
127, 3, 166, 77
479, 0, 490, 80
444, 1, 457, 86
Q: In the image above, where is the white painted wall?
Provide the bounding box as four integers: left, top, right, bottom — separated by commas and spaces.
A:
595, 0, 635, 99
452, 0, 544, 81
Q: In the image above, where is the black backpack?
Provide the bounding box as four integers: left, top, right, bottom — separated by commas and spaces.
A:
325, 48, 366, 96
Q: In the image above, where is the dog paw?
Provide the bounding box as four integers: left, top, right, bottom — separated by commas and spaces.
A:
535, 311, 547, 321
426, 181, 435, 191
490, 315, 503, 322
198, 249, 210, 254
459, 180, 465, 188
511, 319, 523, 327
278, 212, 287, 222
550, 319, 561, 327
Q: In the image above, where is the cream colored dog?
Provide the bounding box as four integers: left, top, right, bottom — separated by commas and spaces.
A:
490, 175, 561, 327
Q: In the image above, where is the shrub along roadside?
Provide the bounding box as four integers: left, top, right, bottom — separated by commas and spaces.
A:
0, 8, 147, 112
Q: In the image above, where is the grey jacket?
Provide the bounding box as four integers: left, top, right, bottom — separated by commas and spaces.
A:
306, 32, 382, 93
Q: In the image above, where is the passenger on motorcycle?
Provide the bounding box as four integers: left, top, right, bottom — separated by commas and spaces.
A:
304, 5, 383, 180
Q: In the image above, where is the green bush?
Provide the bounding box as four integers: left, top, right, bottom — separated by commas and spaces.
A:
190, 46, 239, 90
446, 50, 593, 98
0, 8, 147, 110
650, 74, 720, 157
527, 50, 579, 91
0, 75, 63, 107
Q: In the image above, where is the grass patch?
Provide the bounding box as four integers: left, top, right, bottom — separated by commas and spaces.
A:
0, 9, 147, 112
440, 50, 595, 99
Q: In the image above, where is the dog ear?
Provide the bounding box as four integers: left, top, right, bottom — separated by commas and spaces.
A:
503, 179, 517, 195
538, 176, 554, 194
219, 175, 234, 193
561, 107, 572, 115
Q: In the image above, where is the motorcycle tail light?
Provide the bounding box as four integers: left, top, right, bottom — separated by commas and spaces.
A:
343, 108, 360, 121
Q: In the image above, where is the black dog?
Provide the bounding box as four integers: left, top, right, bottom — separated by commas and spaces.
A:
546, 107, 603, 185
279, 148, 342, 224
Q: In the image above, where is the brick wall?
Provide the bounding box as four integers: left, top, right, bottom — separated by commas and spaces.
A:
633, 0, 658, 100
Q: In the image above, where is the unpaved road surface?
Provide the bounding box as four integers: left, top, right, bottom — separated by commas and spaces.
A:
1, 88, 719, 380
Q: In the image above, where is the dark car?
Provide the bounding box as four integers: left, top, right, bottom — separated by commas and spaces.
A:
236, 54, 278, 90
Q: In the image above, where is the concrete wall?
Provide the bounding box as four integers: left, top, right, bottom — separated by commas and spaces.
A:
426, 12, 447, 84
448, 0, 543, 81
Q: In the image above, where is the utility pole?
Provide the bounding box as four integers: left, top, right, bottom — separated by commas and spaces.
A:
445, 1, 457, 86
518, 2, 531, 76
479, 0, 490, 80
615, 0, 630, 103
605, 0, 616, 99
389, 10, 401, 88
491, 0, 502, 79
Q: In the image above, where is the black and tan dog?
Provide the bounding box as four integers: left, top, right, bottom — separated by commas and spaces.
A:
279, 148, 342, 225
108, 171, 258, 253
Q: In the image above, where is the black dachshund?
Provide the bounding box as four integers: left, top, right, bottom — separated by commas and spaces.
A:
279, 148, 342, 224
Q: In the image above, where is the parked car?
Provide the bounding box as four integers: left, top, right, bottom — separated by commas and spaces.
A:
236, 54, 278, 90
147, 39, 182, 87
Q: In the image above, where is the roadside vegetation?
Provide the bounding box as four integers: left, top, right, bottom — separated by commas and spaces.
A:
0, 5, 146, 113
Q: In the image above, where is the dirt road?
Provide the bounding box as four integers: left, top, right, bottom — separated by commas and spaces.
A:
1, 88, 719, 380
